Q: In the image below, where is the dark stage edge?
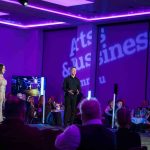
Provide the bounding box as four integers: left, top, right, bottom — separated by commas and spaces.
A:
28, 124, 64, 131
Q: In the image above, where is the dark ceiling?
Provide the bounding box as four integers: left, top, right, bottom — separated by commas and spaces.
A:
0, 0, 150, 29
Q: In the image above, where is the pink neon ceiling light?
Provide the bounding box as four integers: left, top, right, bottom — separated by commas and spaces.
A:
1, 0, 150, 28
41, 0, 93, 7
0, 20, 65, 28
0, 11, 9, 16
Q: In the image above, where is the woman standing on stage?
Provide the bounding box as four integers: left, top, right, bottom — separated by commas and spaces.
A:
0, 64, 7, 122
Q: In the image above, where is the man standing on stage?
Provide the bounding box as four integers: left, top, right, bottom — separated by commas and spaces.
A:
63, 67, 81, 126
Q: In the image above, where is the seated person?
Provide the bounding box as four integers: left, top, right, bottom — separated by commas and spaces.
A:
55, 98, 115, 150
46, 97, 63, 126
116, 99, 125, 110
26, 96, 37, 123
104, 99, 113, 127
45, 96, 56, 118
115, 99, 126, 127
131, 105, 150, 132
116, 108, 141, 150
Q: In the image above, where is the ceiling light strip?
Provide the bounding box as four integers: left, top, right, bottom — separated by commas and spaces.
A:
0, 20, 24, 28
1, 0, 150, 21
42, 0, 93, 7
89, 11, 150, 21
1, 0, 21, 5
0, 12, 9, 16
1, 0, 150, 28
0, 20, 65, 28
1, 0, 88, 21
24, 22, 65, 28
29, 5, 88, 20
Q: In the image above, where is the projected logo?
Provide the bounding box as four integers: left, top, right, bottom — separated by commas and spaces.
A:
98, 27, 148, 85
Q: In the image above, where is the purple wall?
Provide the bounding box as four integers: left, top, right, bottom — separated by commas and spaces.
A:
147, 33, 150, 101
0, 26, 43, 93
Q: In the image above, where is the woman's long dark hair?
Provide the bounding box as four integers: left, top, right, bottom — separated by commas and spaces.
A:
0, 64, 4, 74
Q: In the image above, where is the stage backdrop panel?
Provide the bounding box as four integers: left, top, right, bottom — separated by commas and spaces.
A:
71, 25, 93, 97
42, 28, 77, 101
147, 23, 150, 102
95, 22, 149, 110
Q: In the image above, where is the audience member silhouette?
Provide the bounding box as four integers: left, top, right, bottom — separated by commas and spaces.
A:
41, 128, 63, 150
55, 98, 115, 150
0, 95, 44, 150
116, 108, 141, 150
26, 96, 37, 123
45, 96, 56, 118
37, 95, 44, 122
104, 99, 113, 127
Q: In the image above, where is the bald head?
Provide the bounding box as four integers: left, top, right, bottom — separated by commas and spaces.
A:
79, 98, 101, 122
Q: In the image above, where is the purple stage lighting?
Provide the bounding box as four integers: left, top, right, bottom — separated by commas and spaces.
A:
1, 0, 150, 28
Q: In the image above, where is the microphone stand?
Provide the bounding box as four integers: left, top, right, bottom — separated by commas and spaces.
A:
111, 84, 118, 129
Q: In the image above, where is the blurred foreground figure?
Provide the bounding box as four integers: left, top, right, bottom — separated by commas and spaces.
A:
116, 108, 141, 150
0, 95, 44, 150
55, 98, 115, 150
0, 64, 7, 122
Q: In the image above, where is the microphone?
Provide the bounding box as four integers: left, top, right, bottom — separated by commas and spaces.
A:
114, 83, 118, 95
